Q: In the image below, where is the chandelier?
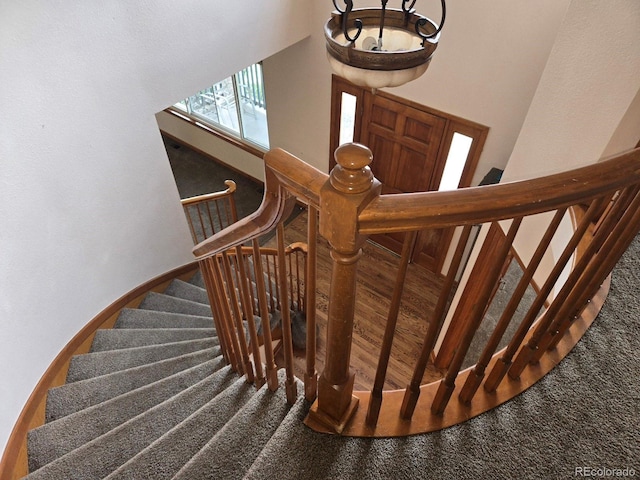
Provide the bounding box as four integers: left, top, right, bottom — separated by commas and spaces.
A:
324, 0, 446, 89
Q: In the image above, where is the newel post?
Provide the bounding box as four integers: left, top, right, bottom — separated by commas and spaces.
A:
306, 143, 381, 434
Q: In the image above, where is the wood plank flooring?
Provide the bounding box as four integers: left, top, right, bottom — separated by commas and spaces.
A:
267, 209, 445, 392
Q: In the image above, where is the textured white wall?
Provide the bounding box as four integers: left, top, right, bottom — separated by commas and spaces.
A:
0, 0, 310, 455
502, 0, 640, 181
501, 0, 640, 306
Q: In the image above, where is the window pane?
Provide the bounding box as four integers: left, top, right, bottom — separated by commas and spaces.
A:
439, 132, 473, 191
236, 64, 269, 148
211, 78, 240, 134
339, 92, 357, 145
174, 99, 188, 112
187, 86, 219, 124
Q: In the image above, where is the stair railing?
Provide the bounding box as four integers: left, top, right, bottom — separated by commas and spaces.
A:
181, 180, 238, 244
191, 142, 640, 437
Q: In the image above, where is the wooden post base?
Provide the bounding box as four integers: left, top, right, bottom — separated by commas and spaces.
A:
305, 395, 360, 435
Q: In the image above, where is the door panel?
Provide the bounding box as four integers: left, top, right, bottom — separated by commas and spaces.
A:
329, 75, 488, 274
362, 90, 447, 262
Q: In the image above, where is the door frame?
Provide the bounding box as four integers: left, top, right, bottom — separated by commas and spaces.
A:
329, 75, 489, 274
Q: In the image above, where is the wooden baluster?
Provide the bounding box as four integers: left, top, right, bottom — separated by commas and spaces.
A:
483, 198, 606, 390
287, 250, 295, 309
213, 200, 223, 232
432, 219, 522, 415
221, 251, 254, 382
366, 230, 417, 426
252, 239, 279, 391
547, 193, 640, 351
294, 250, 303, 310
198, 258, 230, 364
184, 206, 198, 244
276, 222, 297, 404
530, 188, 640, 358
273, 254, 282, 312
306, 143, 381, 434
228, 190, 239, 224
400, 224, 473, 419
263, 257, 275, 313
271, 255, 279, 313
211, 255, 243, 374
205, 202, 215, 236
305, 206, 318, 402
195, 204, 206, 242
458, 208, 566, 403
507, 196, 615, 379
234, 246, 265, 387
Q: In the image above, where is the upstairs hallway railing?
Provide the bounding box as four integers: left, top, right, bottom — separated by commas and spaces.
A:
191, 143, 640, 437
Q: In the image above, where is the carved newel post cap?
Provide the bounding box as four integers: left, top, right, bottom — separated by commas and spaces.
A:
331, 143, 374, 194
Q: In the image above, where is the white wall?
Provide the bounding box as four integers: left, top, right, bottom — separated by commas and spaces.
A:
0, 0, 310, 455
501, 0, 640, 310
166, 0, 572, 184
502, 0, 640, 181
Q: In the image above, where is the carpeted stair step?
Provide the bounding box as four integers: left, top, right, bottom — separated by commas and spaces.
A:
23, 367, 239, 479
46, 347, 220, 422
172, 371, 304, 480
90, 328, 216, 352
114, 308, 214, 329
243, 392, 313, 480
139, 291, 212, 317
66, 338, 217, 382
103, 375, 259, 480
28, 357, 225, 471
163, 278, 210, 305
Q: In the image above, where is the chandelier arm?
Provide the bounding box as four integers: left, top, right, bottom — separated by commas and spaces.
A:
401, 0, 418, 13
338, 0, 364, 43
332, 0, 346, 13
416, 0, 446, 43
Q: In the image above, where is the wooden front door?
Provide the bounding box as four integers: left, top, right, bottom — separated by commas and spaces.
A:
361, 91, 447, 264
329, 76, 489, 274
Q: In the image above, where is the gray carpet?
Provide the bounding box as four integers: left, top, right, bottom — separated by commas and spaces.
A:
23, 237, 639, 479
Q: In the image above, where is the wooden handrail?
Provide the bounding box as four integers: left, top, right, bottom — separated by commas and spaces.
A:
188, 141, 640, 438
192, 149, 327, 258
358, 148, 640, 233
180, 179, 237, 206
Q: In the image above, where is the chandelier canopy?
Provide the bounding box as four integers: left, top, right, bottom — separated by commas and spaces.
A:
324, 0, 446, 89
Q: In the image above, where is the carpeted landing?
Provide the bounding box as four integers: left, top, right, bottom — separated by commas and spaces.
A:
23, 235, 640, 479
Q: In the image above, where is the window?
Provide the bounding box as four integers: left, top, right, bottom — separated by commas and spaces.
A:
438, 132, 474, 191
173, 63, 270, 150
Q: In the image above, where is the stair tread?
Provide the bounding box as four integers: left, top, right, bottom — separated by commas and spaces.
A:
66, 337, 217, 382
90, 328, 217, 352
139, 292, 212, 317
244, 394, 312, 480
24, 367, 239, 479
28, 357, 226, 470
172, 371, 304, 480
114, 308, 214, 329
104, 375, 258, 480
47, 347, 220, 422
164, 278, 210, 305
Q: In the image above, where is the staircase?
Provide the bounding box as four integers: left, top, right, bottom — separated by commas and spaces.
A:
16, 239, 640, 479
23, 272, 306, 480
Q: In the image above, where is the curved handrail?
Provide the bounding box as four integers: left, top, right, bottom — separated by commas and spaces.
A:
191, 142, 640, 438
193, 148, 328, 258
358, 148, 640, 233
181, 179, 237, 206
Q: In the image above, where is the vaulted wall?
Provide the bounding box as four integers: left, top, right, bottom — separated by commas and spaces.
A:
0, 0, 310, 453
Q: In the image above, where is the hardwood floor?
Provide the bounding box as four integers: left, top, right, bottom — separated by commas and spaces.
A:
267, 209, 445, 392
